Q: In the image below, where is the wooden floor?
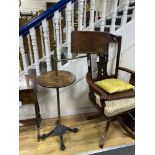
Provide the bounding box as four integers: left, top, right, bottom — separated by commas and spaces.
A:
19, 113, 134, 155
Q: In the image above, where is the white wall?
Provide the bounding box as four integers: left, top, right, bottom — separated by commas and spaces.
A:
20, 0, 59, 12
20, 0, 125, 14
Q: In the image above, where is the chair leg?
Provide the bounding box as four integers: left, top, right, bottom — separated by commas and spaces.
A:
117, 116, 135, 139
99, 119, 111, 149
34, 97, 42, 141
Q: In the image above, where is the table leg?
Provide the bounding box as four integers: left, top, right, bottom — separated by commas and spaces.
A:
56, 88, 61, 124
39, 87, 78, 150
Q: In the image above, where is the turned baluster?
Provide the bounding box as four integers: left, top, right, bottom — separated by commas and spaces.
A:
121, 0, 130, 27
53, 18, 56, 41
65, 9, 68, 43
110, 0, 118, 33
29, 27, 41, 76
100, 0, 107, 32
59, 12, 63, 46
83, 0, 87, 29
66, 2, 72, 58
19, 62, 22, 72
78, 0, 84, 31
89, 0, 96, 31
95, 0, 99, 23
72, 3, 75, 30
39, 25, 45, 57
19, 36, 28, 74
27, 34, 33, 65
54, 11, 61, 60
42, 19, 52, 71
132, 8, 135, 20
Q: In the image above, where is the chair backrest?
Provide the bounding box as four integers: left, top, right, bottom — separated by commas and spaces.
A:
71, 31, 122, 80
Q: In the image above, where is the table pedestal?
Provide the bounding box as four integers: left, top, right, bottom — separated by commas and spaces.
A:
39, 124, 78, 150
38, 71, 78, 150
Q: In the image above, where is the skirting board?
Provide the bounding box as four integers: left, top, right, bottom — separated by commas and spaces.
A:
76, 143, 135, 155
20, 106, 97, 120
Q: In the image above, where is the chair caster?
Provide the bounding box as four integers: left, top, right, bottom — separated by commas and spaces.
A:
60, 145, 65, 151
40, 134, 47, 141
99, 144, 103, 149
37, 136, 40, 142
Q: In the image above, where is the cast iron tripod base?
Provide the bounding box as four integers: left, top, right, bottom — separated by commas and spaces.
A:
39, 124, 78, 150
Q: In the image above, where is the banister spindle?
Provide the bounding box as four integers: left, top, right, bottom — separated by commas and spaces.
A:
65, 9, 68, 43
110, 0, 118, 33
78, 0, 84, 31
29, 27, 40, 76
100, 0, 107, 32
83, 0, 87, 29
89, 0, 96, 31
19, 36, 28, 74
95, 0, 99, 22
132, 8, 135, 20
121, 0, 130, 27
66, 2, 72, 58
72, 3, 75, 30
27, 34, 34, 64
39, 25, 45, 57
52, 18, 56, 41
42, 19, 52, 71
54, 11, 61, 60
59, 12, 63, 46
19, 62, 22, 72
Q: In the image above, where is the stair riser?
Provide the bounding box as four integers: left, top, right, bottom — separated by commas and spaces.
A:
129, 2, 135, 7
106, 16, 132, 26
117, 8, 134, 16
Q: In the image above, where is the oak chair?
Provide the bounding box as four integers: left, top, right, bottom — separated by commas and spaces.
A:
71, 31, 135, 148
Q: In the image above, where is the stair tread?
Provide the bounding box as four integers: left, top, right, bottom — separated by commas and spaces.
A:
107, 14, 132, 19
118, 6, 134, 12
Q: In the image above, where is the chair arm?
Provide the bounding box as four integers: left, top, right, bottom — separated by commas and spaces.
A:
118, 67, 135, 86
118, 67, 135, 75
86, 73, 108, 99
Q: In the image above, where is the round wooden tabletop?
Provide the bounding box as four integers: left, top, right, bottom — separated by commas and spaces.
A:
38, 70, 76, 88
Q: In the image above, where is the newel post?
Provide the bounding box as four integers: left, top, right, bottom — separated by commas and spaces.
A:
29, 27, 41, 76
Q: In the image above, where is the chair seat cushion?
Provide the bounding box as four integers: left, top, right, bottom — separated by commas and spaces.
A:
95, 78, 134, 94
104, 98, 135, 117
